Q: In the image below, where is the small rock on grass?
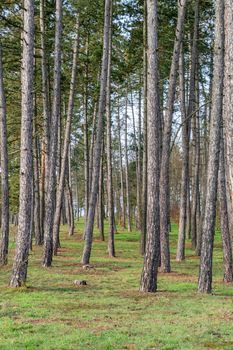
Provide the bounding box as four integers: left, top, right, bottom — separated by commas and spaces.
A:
74, 280, 87, 286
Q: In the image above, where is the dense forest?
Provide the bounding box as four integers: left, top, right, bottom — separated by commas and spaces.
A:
0, 0, 233, 348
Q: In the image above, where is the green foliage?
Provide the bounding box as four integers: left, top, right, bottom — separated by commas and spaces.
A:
0, 222, 232, 349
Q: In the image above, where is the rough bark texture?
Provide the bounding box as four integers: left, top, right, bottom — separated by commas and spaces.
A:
0, 46, 9, 265
141, 0, 147, 255
42, 0, 62, 267
82, 0, 111, 265
10, 0, 34, 287
219, 130, 233, 282
159, 0, 186, 272
198, 0, 224, 293
53, 17, 79, 254
140, 0, 160, 293
223, 0, 233, 242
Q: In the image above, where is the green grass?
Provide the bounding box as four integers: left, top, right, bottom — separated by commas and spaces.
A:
0, 221, 233, 350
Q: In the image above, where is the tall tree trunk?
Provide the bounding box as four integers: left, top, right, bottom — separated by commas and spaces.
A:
10, 0, 34, 287
82, 0, 111, 265
117, 96, 126, 228
124, 86, 132, 232
34, 133, 42, 245
0, 45, 9, 266
188, 0, 199, 247
98, 148, 105, 241
137, 85, 142, 231
53, 17, 79, 254
140, 0, 160, 292
141, 0, 147, 255
198, 0, 224, 293
219, 129, 233, 282
176, 44, 188, 261
159, 0, 187, 272
39, 0, 51, 242
106, 2, 115, 257
223, 0, 233, 243
42, 0, 62, 267
84, 40, 89, 227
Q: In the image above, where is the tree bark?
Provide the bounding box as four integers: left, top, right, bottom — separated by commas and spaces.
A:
223, 0, 233, 243
42, 0, 62, 267
198, 0, 224, 293
10, 0, 34, 287
140, 0, 160, 293
219, 129, 233, 283
141, 0, 147, 255
0, 45, 9, 266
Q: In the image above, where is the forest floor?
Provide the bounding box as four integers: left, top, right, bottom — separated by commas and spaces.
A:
0, 222, 233, 350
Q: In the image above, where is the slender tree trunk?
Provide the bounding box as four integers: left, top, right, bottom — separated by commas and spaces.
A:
176, 44, 188, 261
106, 2, 115, 257
98, 148, 105, 241
124, 86, 132, 232
34, 133, 42, 245
140, 0, 160, 293
40, 0, 51, 242
42, 0, 62, 267
223, 0, 233, 243
82, 0, 111, 265
198, 0, 224, 293
219, 129, 233, 282
159, 0, 187, 272
10, 0, 34, 287
188, 0, 199, 248
141, 0, 147, 255
117, 96, 126, 228
53, 17, 79, 254
0, 45, 9, 266
137, 85, 142, 231
84, 43, 89, 227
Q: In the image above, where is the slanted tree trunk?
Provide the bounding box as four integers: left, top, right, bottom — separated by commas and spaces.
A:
176, 44, 188, 261
9, 0, 34, 287
141, 0, 147, 255
53, 17, 79, 254
219, 129, 233, 282
198, 0, 224, 293
0, 45, 9, 266
106, 2, 115, 257
140, 0, 160, 292
159, 0, 187, 272
42, 0, 62, 267
124, 86, 132, 232
82, 0, 112, 265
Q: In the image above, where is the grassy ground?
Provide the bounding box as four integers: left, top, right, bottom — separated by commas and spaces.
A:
0, 221, 233, 350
